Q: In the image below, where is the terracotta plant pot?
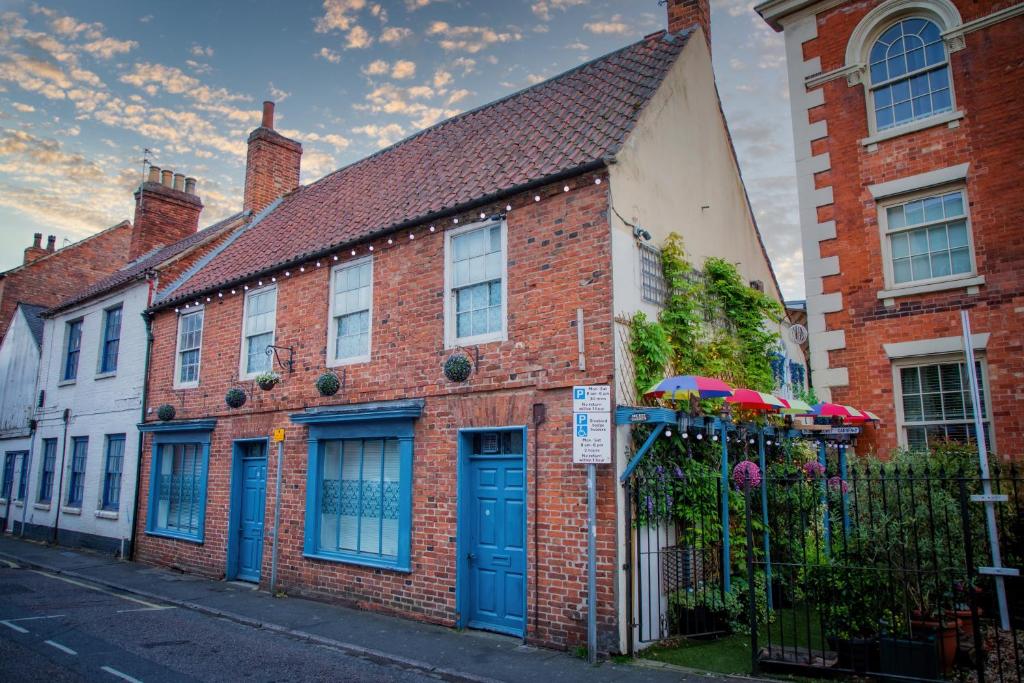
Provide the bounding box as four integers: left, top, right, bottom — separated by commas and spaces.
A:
911, 618, 958, 672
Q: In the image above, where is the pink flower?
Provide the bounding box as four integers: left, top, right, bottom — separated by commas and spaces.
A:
733, 460, 762, 490
803, 461, 825, 479
828, 476, 849, 493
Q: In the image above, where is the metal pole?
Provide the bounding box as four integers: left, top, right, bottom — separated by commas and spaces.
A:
720, 420, 730, 593
270, 439, 284, 596
757, 431, 772, 610
586, 462, 597, 665
960, 309, 1010, 630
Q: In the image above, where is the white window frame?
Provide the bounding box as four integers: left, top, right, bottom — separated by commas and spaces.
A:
443, 219, 508, 349
877, 183, 977, 293
327, 256, 373, 367
891, 352, 996, 453
173, 306, 204, 389
238, 284, 278, 380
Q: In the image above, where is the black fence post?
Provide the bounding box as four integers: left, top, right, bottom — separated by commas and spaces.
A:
745, 482, 759, 675
958, 474, 986, 683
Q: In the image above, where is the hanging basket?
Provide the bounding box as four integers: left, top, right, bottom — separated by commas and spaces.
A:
316, 372, 341, 397
444, 353, 472, 383
156, 404, 176, 422
225, 387, 247, 409
255, 371, 281, 391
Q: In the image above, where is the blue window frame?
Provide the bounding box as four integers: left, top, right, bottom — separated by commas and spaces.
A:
63, 319, 83, 381
141, 421, 215, 543
38, 439, 57, 503
68, 437, 88, 507
102, 434, 125, 511
292, 399, 422, 572
99, 305, 122, 374
1, 454, 14, 501
15, 453, 27, 501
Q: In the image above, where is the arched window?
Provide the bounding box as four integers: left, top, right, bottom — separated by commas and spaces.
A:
869, 18, 952, 131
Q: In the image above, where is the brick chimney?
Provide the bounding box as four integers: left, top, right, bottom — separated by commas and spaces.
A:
243, 101, 303, 214
131, 165, 203, 259
667, 0, 710, 48
46, 235, 55, 252
23, 233, 48, 264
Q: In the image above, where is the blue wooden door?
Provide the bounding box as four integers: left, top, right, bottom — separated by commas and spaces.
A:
236, 452, 267, 582
465, 455, 526, 636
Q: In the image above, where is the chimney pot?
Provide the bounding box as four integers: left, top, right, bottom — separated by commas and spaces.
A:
46, 235, 56, 252
184, 177, 197, 195
666, 0, 711, 48
262, 101, 275, 129
160, 169, 173, 186
147, 165, 161, 183
173, 173, 185, 191
32, 233, 42, 248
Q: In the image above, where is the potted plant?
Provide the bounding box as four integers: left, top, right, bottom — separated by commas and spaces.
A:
444, 353, 472, 382
254, 371, 281, 391
315, 372, 340, 397
225, 387, 247, 409
156, 404, 176, 421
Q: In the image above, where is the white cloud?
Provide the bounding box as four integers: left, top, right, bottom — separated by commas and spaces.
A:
404, 0, 433, 9
269, 83, 291, 101
390, 59, 416, 79
584, 16, 631, 35
346, 25, 373, 49
446, 89, 470, 105
81, 37, 138, 59
314, 0, 367, 33
566, 40, 588, 50
139, 15, 153, 23
190, 43, 214, 57
11, 102, 35, 112
362, 59, 389, 75
185, 59, 212, 74
352, 122, 405, 148
380, 26, 412, 43
426, 22, 522, 53
451, 57, 476, 74
119, 63, 250, 105
316, 47, 342, 63
531, 0, 588, 22
432, 69, 452, 89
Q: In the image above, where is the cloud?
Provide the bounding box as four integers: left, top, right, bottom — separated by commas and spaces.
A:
190, 44, 214, 57
432, 69, 452, 89
11, 102, 35, 112
345, 25, 372, 49
566, 40, 588, 50
446, 89, 470, 105
362, 59, 389, 75
81, 37, 138, 59
584, 16, 631, 35
451, 57, 476, 74
269, 83, 291, 101
404, 0, 433, 9
390, 59, 416, 79
316, 47, 342, 63
426, 22, 522, 53
352, 122, 405, 148
139, 15, 153, 23
314, 0, 367, 33
185, 59, 212, 74
380, 26, 412, 43
0, 128, 103, 179
531, 0, 588, 22
119, 63, 250, 105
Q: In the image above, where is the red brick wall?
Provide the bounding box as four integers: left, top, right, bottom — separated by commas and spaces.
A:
131, 183, 203, 260
135, 173, 623, 650
0, 222, 133, 340
803, 2, 1024, 456
243, 128, 301, 214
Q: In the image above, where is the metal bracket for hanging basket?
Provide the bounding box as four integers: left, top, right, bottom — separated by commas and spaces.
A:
266, 344, 295, 374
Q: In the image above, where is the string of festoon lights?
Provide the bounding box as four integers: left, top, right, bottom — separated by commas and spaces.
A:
660, 426, 778, 446
173, 175, 605, 313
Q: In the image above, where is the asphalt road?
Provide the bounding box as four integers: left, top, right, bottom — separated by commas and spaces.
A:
0, 560, 442, 683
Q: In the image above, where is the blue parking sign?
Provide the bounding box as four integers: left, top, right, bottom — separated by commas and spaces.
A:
574, 388, 586, 400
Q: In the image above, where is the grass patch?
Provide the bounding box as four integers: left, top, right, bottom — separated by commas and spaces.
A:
641, 634, 752, 675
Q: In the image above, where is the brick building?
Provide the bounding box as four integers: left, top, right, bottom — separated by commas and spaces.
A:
133, 0, 801, 654
757, 0, 1024, 455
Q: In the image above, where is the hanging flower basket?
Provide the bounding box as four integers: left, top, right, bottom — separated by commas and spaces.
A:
255, 371, 281, 391
316, 372, 340, 397
156, 404, 176, 422
225, 387, 247, 409
444, 353, 472, 383
732, 460, 762, 490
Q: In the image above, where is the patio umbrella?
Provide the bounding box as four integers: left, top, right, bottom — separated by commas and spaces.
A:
726, 388, 786, 411
846, 409, 882, 423
777, 397, 813, 415
644, 375, 733, 400
810, 402, 864, 420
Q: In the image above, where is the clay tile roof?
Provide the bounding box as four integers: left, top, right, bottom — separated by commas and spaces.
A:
47, 211, 248, 316
164, 30, 690, 305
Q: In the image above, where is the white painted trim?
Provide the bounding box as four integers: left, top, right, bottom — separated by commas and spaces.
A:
443, 219, 509, 349
884, 333, 989, 359
94, 510, 119, 520
867, 163, 969, 199
845, 0, 963, 68
943, 3, 1024, 50
172, 307, 204, 390
756, 0, 846, 31
326, 256, 374, 367
238, 284, 278, 381
860, 111, 964, 147
95, 302, 124, 376
61, 506, 81, 515
878, 274, 984, 301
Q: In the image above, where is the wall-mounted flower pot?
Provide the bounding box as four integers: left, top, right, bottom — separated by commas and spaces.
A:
444, 353, 472, 383
316, 372, 340, 397
225, 387, 247, 409
255, 372, 281, 391
156, 404, 176, 422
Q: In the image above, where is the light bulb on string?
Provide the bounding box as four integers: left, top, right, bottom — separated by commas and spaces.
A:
369, 245, 374, 251
388, 238, 393, 245
350, 249, 356, 256
665, 428, 672, 438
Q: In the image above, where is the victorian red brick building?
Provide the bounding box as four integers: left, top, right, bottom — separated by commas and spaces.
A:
757, 0, 1024, 456
133, 0, 798, 654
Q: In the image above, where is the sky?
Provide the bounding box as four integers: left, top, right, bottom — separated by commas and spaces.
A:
0, 0, 802, 298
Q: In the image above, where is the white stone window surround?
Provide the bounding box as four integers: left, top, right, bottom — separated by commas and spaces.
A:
443, 218, 509, 349
238, 284, 278, 380
870, 163, 983, 302
327, 255, 374, 367
173, 306, 204, 389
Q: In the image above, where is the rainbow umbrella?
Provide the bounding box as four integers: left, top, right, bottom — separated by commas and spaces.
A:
726, 389, 786, 411
777, 397, 813, 415
810, 403, 864, 420
847, 409, 882, 423
644, 375, 734, 400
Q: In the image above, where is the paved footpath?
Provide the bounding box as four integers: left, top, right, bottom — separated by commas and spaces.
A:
0, 535, 730, 683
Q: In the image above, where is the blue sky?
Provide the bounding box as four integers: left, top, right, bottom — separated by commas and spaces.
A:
0, 0, 802, 297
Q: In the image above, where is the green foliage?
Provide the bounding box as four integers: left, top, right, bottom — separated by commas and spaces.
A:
791, 383, 819, 406
629, 312, 671, 399
658, 234, 703, 373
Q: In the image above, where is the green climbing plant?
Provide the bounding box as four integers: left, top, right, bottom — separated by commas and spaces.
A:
629, 311, 671, 399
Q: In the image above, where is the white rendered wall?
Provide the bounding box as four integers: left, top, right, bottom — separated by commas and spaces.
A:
0, 308, 40, 437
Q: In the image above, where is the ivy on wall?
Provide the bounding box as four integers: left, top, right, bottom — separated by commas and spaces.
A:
631, 233, 784, 398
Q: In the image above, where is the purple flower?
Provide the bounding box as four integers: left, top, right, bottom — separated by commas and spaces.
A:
646, 495, 654, 515
828, 476, 849, 494
803, 461, 826, 479
674, 465, 684, 479
656, 465, 665, 478
732, 460, 762, 490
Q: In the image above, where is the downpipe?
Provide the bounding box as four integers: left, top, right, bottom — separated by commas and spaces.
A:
128, 311, 154, 560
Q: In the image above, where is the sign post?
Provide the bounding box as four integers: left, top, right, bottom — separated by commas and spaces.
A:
270, 428, 285, 596
573, 385, 610, 665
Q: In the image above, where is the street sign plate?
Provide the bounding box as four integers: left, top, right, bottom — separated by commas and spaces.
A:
272, 428, 285, 443
573, 385, 610, 413
573, 385, 611, 465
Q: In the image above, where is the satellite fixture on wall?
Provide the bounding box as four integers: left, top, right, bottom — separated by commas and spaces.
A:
790, 324, 809, 345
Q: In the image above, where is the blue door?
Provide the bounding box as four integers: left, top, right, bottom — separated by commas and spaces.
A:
235, 445, 267, 582
462, 430, 526, 637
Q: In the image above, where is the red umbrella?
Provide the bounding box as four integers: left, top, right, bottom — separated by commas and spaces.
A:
644, 375, 734, 400
726, 389, 785, 412
810, 403, 864, 421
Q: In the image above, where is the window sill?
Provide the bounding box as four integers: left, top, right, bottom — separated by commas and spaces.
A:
173, 382, 200, 391
326, 355, 371, 368
0, 498, 7, 506
94, 371, 117, 381
13, 500, 23, 508
33, 502, 51, 511
58, 379, 77, 387
95, 510, 119, 520
303, 550, 410, 573
878, 275, 985, 304
62, 506, 82, 515
145, 528, 204, 544
446, 331, 506, 350
861, 110, 964, 148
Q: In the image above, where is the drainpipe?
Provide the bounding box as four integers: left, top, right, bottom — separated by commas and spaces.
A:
128, 310, 154, 560
269, 439, 284, 595
51, 408, 71, 545
531, 403, 546, 640
19, 419, 37, 537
